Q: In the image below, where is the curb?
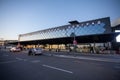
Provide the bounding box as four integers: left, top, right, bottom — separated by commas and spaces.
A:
44, 53, 120, 63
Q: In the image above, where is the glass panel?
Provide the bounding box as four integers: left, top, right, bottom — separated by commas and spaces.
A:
20, 21, 107, 41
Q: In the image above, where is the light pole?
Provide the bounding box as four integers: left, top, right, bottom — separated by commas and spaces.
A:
17, 34, 21, 48
69, 20, 79, 52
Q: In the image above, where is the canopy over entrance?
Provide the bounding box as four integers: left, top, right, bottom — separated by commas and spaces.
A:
10, 32, 120, 45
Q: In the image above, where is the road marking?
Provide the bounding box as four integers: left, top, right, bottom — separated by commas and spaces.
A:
23, 59, 27, 61
16, 57, 27, 61
0, 60, 17, 64
16, 57, 23, 60
42, 64, 73, 74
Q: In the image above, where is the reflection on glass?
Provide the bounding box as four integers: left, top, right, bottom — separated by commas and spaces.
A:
20, 22, 106, 41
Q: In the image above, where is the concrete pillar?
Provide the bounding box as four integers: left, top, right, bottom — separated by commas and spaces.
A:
93, 42, 96, 53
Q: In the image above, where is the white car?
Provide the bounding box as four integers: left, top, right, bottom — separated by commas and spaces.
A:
10, 47, 21, 52
28, 48, 43, 55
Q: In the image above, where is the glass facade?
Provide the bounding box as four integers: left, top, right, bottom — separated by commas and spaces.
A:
19, 17, 111, 41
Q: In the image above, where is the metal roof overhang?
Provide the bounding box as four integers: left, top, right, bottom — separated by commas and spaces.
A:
10, 32, 120, 45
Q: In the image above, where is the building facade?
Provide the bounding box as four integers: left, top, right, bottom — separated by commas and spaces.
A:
19, 17, 111, 42
111, 24, 120, 52
18, 17, 119, 53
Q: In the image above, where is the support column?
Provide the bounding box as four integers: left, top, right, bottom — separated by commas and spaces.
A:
49, 44, 51, 51
93, 42, 96, 53
56, 44, 60, 52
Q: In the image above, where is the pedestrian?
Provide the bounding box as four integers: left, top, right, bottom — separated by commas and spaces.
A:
90, 47, 93, 53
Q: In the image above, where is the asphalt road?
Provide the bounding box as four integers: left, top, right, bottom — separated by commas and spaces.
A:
0, 50, 120, 80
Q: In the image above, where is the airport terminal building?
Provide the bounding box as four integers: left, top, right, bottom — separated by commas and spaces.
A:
18, 17, 120, 53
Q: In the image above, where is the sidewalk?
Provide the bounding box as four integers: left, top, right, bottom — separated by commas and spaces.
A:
44, 51, 120, 58
43, 51, 120, 63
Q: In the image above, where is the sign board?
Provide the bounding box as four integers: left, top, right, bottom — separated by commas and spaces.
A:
73, 40, 77, 45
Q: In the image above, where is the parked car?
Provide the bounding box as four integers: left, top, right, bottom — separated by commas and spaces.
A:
28, 48, 43, 55
10, 47, 21, 52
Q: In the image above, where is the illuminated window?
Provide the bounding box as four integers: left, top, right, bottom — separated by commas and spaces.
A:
97, 21, 101, 24
115, 30, 120, 42
81, 24, 84, 27
86, 23, 89, 26
92, 22, 95, 25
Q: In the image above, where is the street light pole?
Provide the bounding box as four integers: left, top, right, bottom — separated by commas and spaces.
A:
69, 20, 79, 53
73, 26, 77, 52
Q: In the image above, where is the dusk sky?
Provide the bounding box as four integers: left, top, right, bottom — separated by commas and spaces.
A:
0, 0, 120, 40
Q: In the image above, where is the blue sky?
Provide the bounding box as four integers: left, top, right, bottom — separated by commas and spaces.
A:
0, 0, 120, 40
